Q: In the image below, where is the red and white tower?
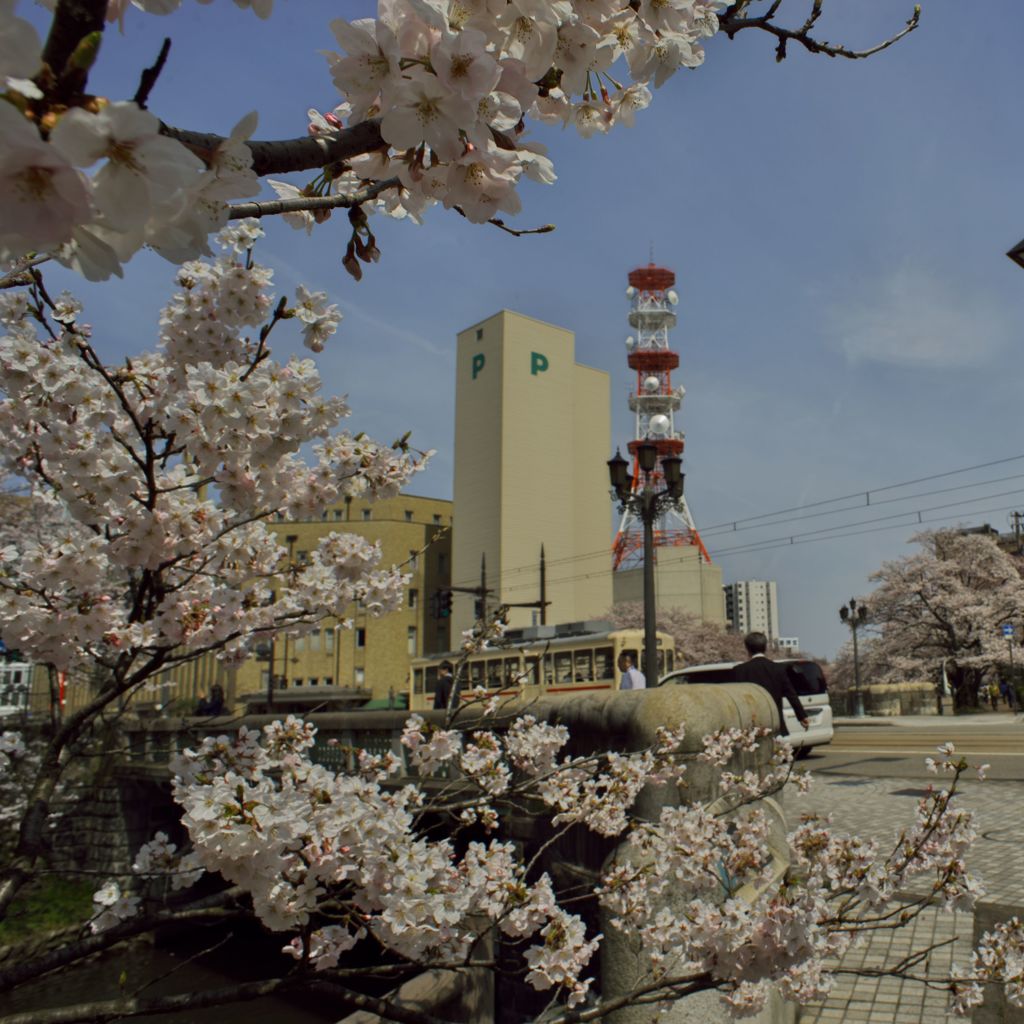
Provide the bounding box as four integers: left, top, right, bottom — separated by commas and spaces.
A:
612, 263, 711, 569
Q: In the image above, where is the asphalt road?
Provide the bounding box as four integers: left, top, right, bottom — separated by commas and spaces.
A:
800, 718, 1024, 781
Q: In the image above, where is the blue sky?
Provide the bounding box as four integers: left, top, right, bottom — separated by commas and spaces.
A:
19, 0, 1024, 657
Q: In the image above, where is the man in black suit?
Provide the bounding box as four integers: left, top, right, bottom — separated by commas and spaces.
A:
433, 660, 460, 712
732, 632, 809, 737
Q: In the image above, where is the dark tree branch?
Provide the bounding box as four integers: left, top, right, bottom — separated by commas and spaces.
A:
133, 38, 171, 109
720, 1, 920, 62
0, 892, 246, 994
40, 0, 106, 79
0, 975, 464, 1024
161, 119, 388, 176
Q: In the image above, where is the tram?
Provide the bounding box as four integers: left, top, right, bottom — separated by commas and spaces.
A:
408, 620, 676, 711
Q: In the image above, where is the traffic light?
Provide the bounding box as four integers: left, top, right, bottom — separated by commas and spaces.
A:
433, 589, 453, 619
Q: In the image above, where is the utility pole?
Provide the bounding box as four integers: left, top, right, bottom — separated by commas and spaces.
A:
1010, 510, 1023, 554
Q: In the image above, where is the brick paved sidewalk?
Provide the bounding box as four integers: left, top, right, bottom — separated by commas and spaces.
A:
786, 771, 1024, 1022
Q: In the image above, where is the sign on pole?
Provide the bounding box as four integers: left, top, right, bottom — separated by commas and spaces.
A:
1002, 623, 1015, 637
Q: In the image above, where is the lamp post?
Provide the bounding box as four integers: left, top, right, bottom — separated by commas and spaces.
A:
839, 598, 868, 718
608, 443, 684, 685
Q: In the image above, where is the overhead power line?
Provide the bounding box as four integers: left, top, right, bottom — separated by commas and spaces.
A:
446, 453, 1024, 589
496, 500, 1024, 595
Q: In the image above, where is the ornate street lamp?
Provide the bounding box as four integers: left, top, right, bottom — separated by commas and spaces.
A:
839, 598, 868, 717
608, 444, 684, 685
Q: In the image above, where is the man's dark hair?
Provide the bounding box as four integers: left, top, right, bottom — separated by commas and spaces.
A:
439, 660, 454, 673
743, 632, 768, 655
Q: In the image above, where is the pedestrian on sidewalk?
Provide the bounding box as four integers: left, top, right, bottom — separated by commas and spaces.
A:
999, 677, 1019, 712
732, 632, 809, 737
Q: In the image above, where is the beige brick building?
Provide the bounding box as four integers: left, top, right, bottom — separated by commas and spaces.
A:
452, 311, 612, 636
87, 493, 453, 715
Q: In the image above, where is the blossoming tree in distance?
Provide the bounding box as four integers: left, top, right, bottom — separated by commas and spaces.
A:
3, 1, 1024, 1023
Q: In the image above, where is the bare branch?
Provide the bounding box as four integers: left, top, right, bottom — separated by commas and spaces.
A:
133, 37, 171, 109
720, 2, 921, 62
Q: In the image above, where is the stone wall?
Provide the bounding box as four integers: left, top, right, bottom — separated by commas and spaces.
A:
831, 682, 939, 717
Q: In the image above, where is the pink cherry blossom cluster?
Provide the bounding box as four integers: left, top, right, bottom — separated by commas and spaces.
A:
0, 223, 423, 673
89, 722, 1024, 1016
321, 0, 721, 225
0, 0, 722, 278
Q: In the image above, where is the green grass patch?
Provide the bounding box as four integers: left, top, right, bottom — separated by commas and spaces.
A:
0, 876, 95, 945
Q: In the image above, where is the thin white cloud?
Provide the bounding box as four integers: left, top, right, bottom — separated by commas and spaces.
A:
829, 267, 1010, 369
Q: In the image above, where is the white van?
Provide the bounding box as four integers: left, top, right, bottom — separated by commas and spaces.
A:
658, 659, 834, 757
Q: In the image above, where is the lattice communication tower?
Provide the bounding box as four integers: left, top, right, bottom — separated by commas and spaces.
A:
612, 263, 711, 570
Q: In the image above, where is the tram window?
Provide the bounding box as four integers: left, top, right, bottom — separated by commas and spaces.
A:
470, 661, 485, 685
425, 665, 438, 695
666, 650, 675, 672
523, 657, 539, 686
414, 668, 424, 694
554, 652, 573, 683
543, 654, 555, 685
595, 647, 614, 680
638, 649, 665, 677
573, 650, 593, 682
486, 661, 502, 688
504, 658, 521, 685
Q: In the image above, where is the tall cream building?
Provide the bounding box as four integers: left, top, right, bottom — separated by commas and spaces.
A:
452, 311, 612, 635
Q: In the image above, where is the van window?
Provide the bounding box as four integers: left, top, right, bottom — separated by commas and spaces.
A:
682, 667, 736, 684
786, 662, 828, 696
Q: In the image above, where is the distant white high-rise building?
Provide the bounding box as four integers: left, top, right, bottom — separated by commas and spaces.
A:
723, 580, 780, 642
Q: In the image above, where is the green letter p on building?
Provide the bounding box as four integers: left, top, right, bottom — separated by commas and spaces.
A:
472, 353, 485, 379
530, 352, 549, 376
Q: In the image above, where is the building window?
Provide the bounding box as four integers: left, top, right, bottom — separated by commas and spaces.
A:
475, 328, 483, 340
308, 677, 319, 687
356, 628, 366, 648
323, 676, 333, 687
310, 629, 320, 653
362, 509, 371, 521
409, 550, 419, 570
433, 514, 442, 525
295, 635, 305, 653
325, 628, 335, 654
408, 589, 418, 609
354, 667, 365, 685
334, 509, 343, 520
294, 678, 303, 687
407, 626, 418, 655
404, 510, 413, 522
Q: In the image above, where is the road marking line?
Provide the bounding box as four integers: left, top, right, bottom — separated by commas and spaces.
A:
823, 746, 1024, 756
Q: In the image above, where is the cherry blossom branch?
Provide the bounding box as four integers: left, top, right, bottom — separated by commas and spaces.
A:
162, 120, 388, 176
228, 178, 402, 220
0, 257, 51, 291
